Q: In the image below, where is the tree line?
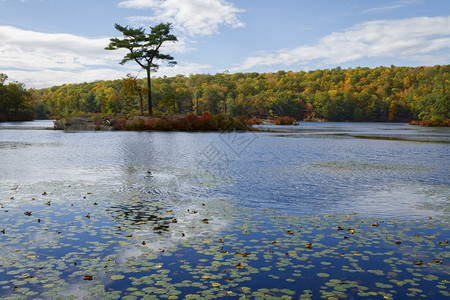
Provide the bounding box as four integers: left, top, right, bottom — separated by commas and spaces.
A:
0, 74, 36, 121
1, 65, 448, 124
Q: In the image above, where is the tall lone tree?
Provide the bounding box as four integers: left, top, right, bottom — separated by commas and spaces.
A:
106, 23, 177, 115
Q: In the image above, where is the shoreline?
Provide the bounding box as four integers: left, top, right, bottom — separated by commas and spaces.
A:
53, 113, 254, 132
1, 116, 448, 132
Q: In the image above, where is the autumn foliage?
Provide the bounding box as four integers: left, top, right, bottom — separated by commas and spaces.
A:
121, 112, 249, 131
2, 65, 448, 125
273, 116, 297, 125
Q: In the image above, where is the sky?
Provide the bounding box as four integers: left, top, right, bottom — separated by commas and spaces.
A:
0, 0, 449, 89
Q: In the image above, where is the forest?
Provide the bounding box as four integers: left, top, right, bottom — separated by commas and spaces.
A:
0, 74, 35, 121
1, 65, 448, 125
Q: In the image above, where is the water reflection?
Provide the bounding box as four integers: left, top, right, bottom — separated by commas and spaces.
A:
353, 183, 449, 221
0, 120, 55, 130
0, 121, 448, 220
255, 122, 450, 143
109, 203, 174, 233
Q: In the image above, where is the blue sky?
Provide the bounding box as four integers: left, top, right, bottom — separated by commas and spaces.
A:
0, 0, 449, 88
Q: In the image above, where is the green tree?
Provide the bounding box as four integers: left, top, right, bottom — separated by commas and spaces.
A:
122, 74, 145, 115
106, 23, 177, 115
273, 91, 304, 119
0, 74, 8, 120
158, 82, 178, 114
5, 82, 32, 120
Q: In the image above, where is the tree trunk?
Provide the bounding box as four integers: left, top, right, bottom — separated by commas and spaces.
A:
138, 90, 144, 116
146, 68, 153, 115
196, 96, 199, 115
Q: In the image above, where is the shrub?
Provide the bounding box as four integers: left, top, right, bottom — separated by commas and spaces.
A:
409, 119, 449, 127
274, 116, 297, 125
248, 116, 262, 125
185, 113, 202, 130
112, 117, 126, 130
200, 112, 213, 130
125, 118, 146, 130
120, 113, 251, 131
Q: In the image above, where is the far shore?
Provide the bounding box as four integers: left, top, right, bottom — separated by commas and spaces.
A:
2, 114, 448, 131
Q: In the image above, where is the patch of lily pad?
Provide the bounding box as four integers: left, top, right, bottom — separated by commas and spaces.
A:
0, 176, 448, 299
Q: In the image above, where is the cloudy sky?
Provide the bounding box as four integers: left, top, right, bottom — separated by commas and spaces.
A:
0, 0, 449, 88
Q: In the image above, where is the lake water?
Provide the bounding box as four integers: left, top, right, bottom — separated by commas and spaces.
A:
0, 121, 449, 298
1, 121, 448, 219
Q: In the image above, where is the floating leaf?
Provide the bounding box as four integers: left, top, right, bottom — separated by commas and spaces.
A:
236, 263, 245, 269
110, 275, 125, 280
235, 252, 252, 257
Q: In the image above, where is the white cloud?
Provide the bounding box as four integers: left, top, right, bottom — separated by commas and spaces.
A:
0, 26, 196, 88
364, 0, 420, 14
232, 16, 450, 72
4, 69, 129, 88
157, 62, 212, 77
4, 61, 212, 89
118, 0, 245, 36
0, 26, 121, 71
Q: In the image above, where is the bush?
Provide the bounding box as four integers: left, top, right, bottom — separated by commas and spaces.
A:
248, 116, 262, 125
409, 119, 449, 127
119, 113, 251, 132
112, 117, 126, 130
125, 118, 147, 130
274, 116, 297, 125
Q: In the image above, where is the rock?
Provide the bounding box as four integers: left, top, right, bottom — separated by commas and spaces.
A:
54, 115, 114, 131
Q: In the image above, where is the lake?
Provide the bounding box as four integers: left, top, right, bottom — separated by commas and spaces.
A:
0, 120, 449, 299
